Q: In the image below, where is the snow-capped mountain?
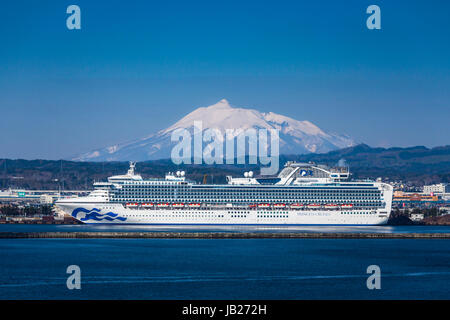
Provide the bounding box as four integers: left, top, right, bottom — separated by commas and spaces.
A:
73, 99, 355, 161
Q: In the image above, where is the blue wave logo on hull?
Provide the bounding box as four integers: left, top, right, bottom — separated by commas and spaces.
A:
71, 207, 127, 222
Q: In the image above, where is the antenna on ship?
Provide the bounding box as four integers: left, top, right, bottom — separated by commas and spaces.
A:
60, 160, 64, 192
128, 161, 136, 176
2, 160, 7, 189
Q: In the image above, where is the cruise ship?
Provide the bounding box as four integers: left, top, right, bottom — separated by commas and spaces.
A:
56, 162, 393, 225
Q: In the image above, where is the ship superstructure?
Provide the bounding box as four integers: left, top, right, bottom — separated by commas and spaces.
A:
56, 162, 393, 225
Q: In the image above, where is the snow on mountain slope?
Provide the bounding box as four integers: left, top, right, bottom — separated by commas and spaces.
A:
73, 99, 355, 161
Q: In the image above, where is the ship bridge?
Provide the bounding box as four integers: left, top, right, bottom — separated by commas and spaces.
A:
226, 162, 350, 186
107, 162, 143, 183
277, 162, 350, 185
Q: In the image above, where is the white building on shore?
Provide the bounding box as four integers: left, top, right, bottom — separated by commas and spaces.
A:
423, 183, 449, 195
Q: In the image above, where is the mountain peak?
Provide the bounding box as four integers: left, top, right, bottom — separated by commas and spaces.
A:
73, 100, 356, 161
208, 99, 232, 109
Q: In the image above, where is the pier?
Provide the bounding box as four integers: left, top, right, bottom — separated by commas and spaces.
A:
1, 232, 449, 239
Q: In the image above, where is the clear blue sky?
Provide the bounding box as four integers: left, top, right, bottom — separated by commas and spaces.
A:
0, 0, 449, 159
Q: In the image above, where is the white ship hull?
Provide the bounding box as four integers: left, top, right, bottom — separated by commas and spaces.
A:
56, 162, 393, 226
57, 203, 390, 225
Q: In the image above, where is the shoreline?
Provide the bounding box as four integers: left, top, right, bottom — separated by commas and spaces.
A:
1, 232, 449, 239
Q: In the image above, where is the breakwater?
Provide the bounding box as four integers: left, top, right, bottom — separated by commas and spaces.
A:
1, 232, 449, 239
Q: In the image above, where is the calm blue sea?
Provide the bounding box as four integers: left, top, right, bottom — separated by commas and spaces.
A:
0, 231, 449, 299
1, 224, 449, 234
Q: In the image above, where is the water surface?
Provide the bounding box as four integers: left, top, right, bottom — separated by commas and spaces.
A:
1, 224, 449, 234
1, 238, 449, 299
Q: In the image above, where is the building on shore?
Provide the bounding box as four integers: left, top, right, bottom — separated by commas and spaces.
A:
393, 191, 439, 202
410, 213, 425, 221
392, 191, 449, 209
0, 189, 88, 203
423, 183, 449, 195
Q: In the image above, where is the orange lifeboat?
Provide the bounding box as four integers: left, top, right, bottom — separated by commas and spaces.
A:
157, 203, 170, 208
126, 202, 138, 208
141, 203, 153, 208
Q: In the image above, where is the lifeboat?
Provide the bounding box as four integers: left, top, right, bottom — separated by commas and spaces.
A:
188, 203, 201, 208
172, 203, 184, 208
307, 203, 321, 209
141, 203, 153, 208
290, 203, 303, 209
273, 203, 286, 208
126, 202, 138, 208
341, 204, 353, 208
249, 204, 257, 208
157, 203, 170, 208
324, 204, 338, 210
257, 203, 271, 208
